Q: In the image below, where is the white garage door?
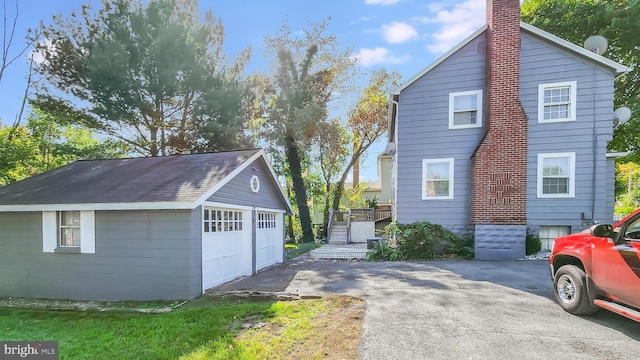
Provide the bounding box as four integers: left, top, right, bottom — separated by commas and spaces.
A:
202, 207, 250, 291
256, 211, 283, 271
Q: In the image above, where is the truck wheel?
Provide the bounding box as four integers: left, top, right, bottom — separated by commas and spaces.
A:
554, 265, 598, 315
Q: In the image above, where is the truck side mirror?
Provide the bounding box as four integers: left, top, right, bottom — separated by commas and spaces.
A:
590, 224, 614, 238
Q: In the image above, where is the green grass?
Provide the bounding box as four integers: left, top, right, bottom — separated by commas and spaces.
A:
0, 297, 274, 360
0, 296, 355, 360
284, 242, 321, 259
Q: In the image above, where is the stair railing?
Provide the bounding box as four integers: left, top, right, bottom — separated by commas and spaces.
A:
346, 208, 352, 244
327, 208, 334, 243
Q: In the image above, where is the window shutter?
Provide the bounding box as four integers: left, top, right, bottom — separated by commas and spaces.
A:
81, 210, 96, 254
42, 211, 57, 253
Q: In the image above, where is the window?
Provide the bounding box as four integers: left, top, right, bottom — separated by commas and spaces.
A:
422, 158, 454, 200
449, 90, 483, 129
538, 81, 577, 123
537, 153, 575, 198
539, 226, 570, 251
203, 209, 243, 233
59, 211, 81, 247
42, 211, 95, 253
258, 212, 277, 229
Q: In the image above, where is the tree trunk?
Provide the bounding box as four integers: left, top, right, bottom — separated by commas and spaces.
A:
332, 154, 360, 211
286, 186, 295, 241
321, 180, 331, 238
285, 134, 314, 243
150, 126, 158, 157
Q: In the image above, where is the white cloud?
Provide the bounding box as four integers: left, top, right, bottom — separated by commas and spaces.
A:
353, 47, 411, 67
381, 22, 418, 44
423, 0, 486, 54
30, 38, 54, 64
365, 0, 401, 5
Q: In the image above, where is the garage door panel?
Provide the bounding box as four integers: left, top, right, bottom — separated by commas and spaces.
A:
202, 207, 249, 291
256, 212, 282, 271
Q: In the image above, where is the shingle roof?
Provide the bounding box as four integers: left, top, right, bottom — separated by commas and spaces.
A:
0, 149, 261, 206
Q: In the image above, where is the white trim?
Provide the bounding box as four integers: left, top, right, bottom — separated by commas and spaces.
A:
606, 152, 629, 158
194, 149, 294, 214
422, 158, 455, 200
538, 81, 577, 123
193, 150, 264, 205
1, 149, 294, 215
449, 90, 483, 129
394, 23, 628, 96
202, 201, 287, 214
250, 175, 260, 193
42, 210, 95, 253
80, 210, 95, 254
521, 22, 629, 74
42, 211, 57, 253
0, 202, 195, 212
537, 152, 576, 198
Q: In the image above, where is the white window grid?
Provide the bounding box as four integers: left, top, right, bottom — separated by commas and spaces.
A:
58, 211, 81, 247
203, 209, 243, 233
538, 81, 577, 123
258, 212, 277, 229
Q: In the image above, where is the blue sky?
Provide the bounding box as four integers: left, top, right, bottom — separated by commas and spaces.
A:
0, 0, 489, 182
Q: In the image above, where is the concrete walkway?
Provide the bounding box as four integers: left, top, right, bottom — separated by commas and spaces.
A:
210, 256, 640, 359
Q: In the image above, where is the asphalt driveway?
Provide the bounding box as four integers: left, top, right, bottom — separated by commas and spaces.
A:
210, 256, 640, 359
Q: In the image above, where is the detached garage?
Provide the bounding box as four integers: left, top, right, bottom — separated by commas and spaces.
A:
0, 149, 292, 301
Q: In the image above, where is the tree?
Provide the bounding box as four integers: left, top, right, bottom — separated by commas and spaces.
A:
0, 107, 127, 185
1, 0, 38, 127
33, 0, 253, 156
521, 0, 640, 160
615, 162, 640, 215
331, 68, 401, 212
311, 119, 349, 237
259, 19, 357, 242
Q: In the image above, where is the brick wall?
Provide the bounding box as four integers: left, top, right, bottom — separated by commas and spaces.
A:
471, 0, 527, 224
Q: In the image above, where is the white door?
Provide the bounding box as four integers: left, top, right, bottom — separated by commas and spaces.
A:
202, 207, 249, 291
256, 211, 283, 271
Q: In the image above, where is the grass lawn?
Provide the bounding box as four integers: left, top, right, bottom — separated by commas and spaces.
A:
0, 295, 364, 359
285, 242, 322, 259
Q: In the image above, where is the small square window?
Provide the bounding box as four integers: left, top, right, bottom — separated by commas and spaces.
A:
538, 82, 577, 123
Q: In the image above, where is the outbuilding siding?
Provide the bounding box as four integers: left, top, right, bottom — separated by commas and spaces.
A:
0, 210, 201, 301
208, 157, 288, 211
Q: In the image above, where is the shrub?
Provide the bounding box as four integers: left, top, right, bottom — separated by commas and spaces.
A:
370, 221, 474, 261
526, 230, 542, 255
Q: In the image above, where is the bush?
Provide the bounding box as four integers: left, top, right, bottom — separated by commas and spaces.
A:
526, 230, 542, 255
367, 221, 474, 261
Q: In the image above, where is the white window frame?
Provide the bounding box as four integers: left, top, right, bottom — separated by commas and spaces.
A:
537, 152, 576, 198
42, 210, 95, 253
449, 90, 483, 129
422, 158, 454, 200
203, 208, 243, 233
538, 81, 577, 123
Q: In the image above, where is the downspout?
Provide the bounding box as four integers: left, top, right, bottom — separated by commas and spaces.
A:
589, 67, 597, 228
390, 97, 399, 222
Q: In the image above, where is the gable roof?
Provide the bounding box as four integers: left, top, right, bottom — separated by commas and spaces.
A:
0, 148, 294, 213
393, 22, 629, 95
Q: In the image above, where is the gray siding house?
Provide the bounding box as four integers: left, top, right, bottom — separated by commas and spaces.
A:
387, 0, 629, 259
0, 149, 293, 301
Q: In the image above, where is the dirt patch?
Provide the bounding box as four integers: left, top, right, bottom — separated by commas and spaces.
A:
236, 295, 365, 359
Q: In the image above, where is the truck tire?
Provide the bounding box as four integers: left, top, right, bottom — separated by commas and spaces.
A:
553, 265, 598, 315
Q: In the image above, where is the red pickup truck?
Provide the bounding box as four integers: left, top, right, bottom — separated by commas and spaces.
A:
550, 210, 640, 322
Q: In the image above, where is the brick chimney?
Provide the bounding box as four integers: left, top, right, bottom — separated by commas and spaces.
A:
471, 0, 527, 225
